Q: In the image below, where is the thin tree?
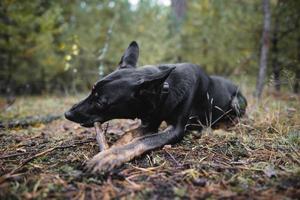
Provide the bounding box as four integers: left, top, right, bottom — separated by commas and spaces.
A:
171, 0, 186, 62
98, 15, 119, 78
271, 2, 280, 92
255, 0, 271, 98
295, 36, 300, 93
171, 0, 186, 28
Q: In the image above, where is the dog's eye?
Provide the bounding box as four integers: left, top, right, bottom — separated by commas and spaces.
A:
96, 99, 107, 108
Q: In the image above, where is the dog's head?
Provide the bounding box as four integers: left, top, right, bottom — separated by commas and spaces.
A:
65, 41, 174, 127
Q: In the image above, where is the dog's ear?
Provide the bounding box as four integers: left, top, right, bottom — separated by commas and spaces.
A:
136, 67, 175, 107
118, 41, 139, 69
139, 67, 175, 86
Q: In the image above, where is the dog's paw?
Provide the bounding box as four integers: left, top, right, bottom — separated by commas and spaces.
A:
85, 149, 126, 174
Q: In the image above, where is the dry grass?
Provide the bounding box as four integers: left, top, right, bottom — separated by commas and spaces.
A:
0, 86, 299, 199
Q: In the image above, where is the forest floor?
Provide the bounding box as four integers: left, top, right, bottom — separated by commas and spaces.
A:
0, 86, 299, 199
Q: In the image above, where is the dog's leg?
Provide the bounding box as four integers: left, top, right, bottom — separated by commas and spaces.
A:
112, 122, 160, 147
86, 125, 184, 173
86, 85, 198, 173
112, 127, 145, 147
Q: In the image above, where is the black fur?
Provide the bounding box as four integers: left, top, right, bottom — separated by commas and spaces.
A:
65, 41, 247, 146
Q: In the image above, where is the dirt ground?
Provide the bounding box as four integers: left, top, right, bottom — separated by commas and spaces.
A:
0, 90, 299, 199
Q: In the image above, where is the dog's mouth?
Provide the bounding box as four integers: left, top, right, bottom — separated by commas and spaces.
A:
80, 118, 103, 127
80, 122, 94, 127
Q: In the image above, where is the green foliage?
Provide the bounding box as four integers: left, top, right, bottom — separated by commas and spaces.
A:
180, 0, 262, 74
271, 1, 300, 80
0, 0, 68, 93
0, 0, 298, 94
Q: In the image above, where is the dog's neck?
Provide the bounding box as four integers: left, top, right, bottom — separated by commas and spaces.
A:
140, 82, 170, 122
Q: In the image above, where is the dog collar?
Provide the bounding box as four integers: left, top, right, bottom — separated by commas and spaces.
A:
162, 82, 169, 93
160, 82, 169, 105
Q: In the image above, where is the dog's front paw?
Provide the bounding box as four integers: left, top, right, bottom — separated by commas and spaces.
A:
85, 149, 126, 174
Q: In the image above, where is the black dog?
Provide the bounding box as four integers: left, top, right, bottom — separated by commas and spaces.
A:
65, 41, 247, 173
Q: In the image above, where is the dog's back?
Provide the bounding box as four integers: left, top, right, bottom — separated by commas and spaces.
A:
138, 63, 247, 127
208, 75, 246, 121
147, 63, 246, 126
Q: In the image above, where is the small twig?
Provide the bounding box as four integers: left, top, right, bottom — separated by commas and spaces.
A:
286, 153, 300, 165
19, 147, 57, 170
290, 145, 300, 158
130, 162, 166, 172
125, 177, 143, 189
164, 149, 181, 166
0, 152, 30, 159
72, 138, 95, 146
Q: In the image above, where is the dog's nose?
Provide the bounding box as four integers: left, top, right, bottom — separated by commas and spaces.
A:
64, 111, 73, 120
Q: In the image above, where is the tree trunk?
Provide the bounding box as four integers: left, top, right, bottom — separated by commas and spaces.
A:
171, 0, 187, 62
0, 115, 62, 129
294, 36, 300, 94
0, 4, 13, 95
171, 0, 187, 26
272, 15, 280, 92
255, 0, 271, 98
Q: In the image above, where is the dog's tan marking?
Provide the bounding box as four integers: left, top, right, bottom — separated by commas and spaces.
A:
86, 139, 150, 173
112, 128, 144, 147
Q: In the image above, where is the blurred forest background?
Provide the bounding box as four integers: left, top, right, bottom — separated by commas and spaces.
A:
1, 1, 300, 199
0, 0, 299, 95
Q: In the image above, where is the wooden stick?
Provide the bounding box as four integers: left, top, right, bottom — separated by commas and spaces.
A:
94, 122, 109, 151
0, 140, 94, 184
0, 152, 30, 159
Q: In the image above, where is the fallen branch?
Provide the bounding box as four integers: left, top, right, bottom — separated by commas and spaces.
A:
0, 152, 30, 159
0, 114, 62, 129
0, 138, 95, 184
